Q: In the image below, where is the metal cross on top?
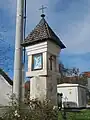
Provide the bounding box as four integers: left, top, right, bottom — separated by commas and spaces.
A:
39, 5, 47, 17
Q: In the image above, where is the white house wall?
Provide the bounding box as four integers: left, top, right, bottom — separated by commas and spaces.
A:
57, 86, 78, 107
0, 75, 12, 106
57, 84, 87, 107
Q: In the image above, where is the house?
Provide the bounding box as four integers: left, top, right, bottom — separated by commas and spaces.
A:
0, 69, 30, 106
0, 69, 13, 106
57, 83, 87, 107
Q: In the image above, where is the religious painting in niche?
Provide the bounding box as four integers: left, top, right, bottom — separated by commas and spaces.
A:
32, 53, 43, 70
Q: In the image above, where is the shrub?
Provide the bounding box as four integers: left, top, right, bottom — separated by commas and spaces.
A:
0, 99, 58, 120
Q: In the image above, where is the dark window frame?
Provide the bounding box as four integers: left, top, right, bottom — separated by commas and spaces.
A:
32, 53, 43, 71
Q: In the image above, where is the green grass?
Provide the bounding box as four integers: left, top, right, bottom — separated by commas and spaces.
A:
58, 110, 90, 120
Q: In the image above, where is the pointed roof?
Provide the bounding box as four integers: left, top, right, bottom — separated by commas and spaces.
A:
22, 17, 66, 49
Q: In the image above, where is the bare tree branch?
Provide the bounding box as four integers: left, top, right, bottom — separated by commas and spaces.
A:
59, 62, 87, 86
0, 27, 14, 72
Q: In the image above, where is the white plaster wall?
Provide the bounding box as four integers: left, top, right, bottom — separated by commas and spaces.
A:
26, 40, 61, 56
30, 75, 57, 105
0, 75, 12, 106
26, 42, 47, 55
26, 52, 47, 77
57, 84, 87, 107
78, 87, 87, 107
26, 40, 61, 105
26, 42, 48, 77
26, 40, 61, 77
47, 41, 61, 55
57, 85, 78, 107
30, 76, 47, 100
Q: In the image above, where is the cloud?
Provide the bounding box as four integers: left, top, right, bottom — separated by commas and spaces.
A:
25, 0, 90, 54
1, 0, 90, 54
1, 0, 90, 76
47, 0, 90, 54
62, 15, 90, 54
2, 0, 89, 54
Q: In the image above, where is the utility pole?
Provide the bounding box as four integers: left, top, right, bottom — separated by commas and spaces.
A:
13, 0, 24, 103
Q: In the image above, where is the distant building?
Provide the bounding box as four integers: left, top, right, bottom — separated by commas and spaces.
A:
57, 83, 87, 107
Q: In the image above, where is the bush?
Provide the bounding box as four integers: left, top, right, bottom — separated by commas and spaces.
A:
0, 99, 58, 120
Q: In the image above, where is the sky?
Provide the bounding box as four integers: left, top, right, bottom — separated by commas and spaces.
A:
0, 0, 90, 79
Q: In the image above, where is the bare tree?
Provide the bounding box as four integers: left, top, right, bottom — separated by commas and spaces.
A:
0, 27, 14, 73
59, 62, 87, 86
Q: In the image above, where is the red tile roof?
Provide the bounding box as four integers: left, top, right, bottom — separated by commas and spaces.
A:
84, 72, 90, 78
22, 17, 66, 49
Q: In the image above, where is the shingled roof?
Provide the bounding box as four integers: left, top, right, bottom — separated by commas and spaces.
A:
22, 17, 66, 49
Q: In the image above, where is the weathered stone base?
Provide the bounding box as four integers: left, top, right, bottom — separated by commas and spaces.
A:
30, 75, 57, 105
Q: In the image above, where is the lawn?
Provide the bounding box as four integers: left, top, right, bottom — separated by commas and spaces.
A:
58, 110, 90, 120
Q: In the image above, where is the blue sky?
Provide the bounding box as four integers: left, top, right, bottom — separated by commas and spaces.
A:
0, 0, 90, 79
